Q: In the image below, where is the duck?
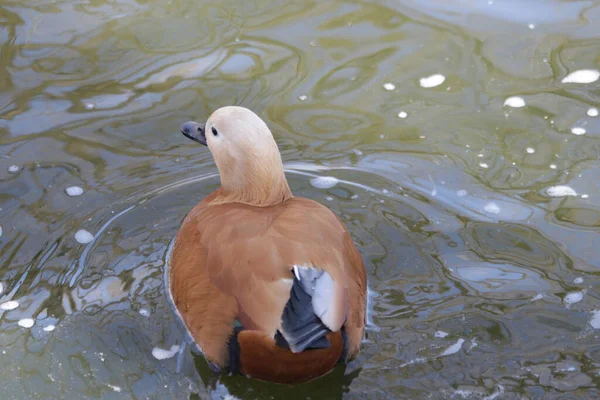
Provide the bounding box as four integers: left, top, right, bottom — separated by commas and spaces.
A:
169, 105, 366, 384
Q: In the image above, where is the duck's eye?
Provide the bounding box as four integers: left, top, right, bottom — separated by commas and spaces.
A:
212, 127, 218, 136
197, 126, 203, 132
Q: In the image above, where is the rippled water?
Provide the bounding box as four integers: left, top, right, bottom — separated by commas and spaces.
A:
1, 0, 600, 398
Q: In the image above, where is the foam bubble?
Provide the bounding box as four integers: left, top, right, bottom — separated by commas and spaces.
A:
8, 165, 19, 173
528, 23, 536, 29
479, 163, 489, 169
526, 147, 535, 154
298, 95, 307, 101
590, 310, 600, 329
383, 83, 395, 91
309, 176, 339, 189
43, 325, 56, 332
561, 69, 599, 84
550, 164, 557, 169
352, 149, 363, 156
325, 196, 334, 201
75, 229, 94, 244
0, 301, 19, 310
139, 309, 150, 317
84, 102, 95, 110
587, 108, 599, 117
107, 385, 121, 393
571, 127, 586, 135
65, 186, 84, 196
546, 185, 577, 197
564, 291, 584, 306
152, 344, 180, 360
581, 194, 589, 199
419, 74, 445, 88
18, 318, 34, 328
504, 96, 526, 108
440, 338, 465, 356
435, 331, 449, 338
530, 293, 544, 302
484, 202, 501, 215
573, 277, 584, 284
397, 111, 408, 119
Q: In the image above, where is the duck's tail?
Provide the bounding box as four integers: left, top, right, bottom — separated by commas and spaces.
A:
226, 328, 345, 384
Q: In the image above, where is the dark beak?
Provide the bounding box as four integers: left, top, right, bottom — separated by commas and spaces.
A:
180, 121, 207, 146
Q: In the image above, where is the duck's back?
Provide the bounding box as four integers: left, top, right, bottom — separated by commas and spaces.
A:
169, 193, 366, 382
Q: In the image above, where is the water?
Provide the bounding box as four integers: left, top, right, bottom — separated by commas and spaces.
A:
1, 0, 600, 398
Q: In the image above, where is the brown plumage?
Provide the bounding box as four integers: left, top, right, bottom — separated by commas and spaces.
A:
169, 106, 366, 384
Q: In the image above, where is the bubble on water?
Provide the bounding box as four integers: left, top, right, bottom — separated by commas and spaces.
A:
530, 293, 544, 302
564, 291, 584, 306
571, 127, 586, 135
43, 324, 56, 332
18, 318, 34, 328
397, 111, 408, 119
298, 95, 307, 101
419, 74, 445, 88
581, 194, 589, 199
8, 165, 19, 173
152, 345, 180, 360
590, 311, 600, 329
504, 96, 526, 108
383, 83, 395, 91
561, 69, 599, 84
550, 164, 557, 169
435, 331, 449, 338
484, 202, 500, 215
352, 149, 363, 156
546, 185, 577, 197
84, 102, 95, 110
440, 338, 465, 356
324, 196, 334, 201
528, 23, 536, 29
350, 194, 358, 200
479, 163, 489, 169
107, 385, 121, 393
65, 186, 84, 196
587, 108, 599, 117
457, 189, 468, 197
573, 277, 584, 284
75, 229, 95, 244
526, 147, 535, 154
309, 176, 339, 189
0, 301, 19, 311
139, 309, 150, 317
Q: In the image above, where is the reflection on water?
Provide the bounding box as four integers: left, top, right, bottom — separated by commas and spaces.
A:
1, 0, 600, 398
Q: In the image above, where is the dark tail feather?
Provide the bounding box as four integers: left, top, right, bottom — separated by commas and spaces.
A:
278, 275, 331, 352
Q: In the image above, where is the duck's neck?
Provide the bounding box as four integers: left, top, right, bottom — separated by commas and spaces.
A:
213, 160, 293, 207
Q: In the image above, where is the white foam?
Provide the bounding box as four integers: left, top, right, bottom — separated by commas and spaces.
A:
504, 96, 526, 108
298, 95, 307, 101
353, 149, 363, 156
564, 291, 584, 306
0, 300, 19, 310
479, 163, 489, 169
107, 385, 121, 393
590, 310, 600, 329
528, 23, 536, 29
309, 176, 339, 189
587, 108, 599, 117
18, 318, 34, 328
397, 111, 408, 119
65, 186, 84, 196
152, 344, 180, 360
484, 202, 500, 215
581, 194, 589, 199
84, 102, 95, 110
457, 189, 468, 197
0, 283, 3, 295
561, 69, 599, 84
75, 229, 95, 244
139, 309, 150, 317
526, 147, 535, 154
530, 293, 544, 302
8, 165, 19, 173
571, 127, 586, 135
435, 330, 449, 338
0, 226, 3, 237
419, 74, 445, 88
550, 164, 557, 169
573, 277, 584, 284
43, 325, 56, 332
546, 185, 577, 197
440, 338, 465, 356
383, 83, 395, 91
324, 196, 333, 201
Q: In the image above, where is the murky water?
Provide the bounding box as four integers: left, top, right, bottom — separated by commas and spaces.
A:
1, 0, 600, 398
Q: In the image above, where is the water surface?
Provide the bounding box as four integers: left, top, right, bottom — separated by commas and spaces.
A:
1, 0, 600, 398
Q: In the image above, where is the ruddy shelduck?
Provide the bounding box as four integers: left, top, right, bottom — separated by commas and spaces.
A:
169, 106, 366, 384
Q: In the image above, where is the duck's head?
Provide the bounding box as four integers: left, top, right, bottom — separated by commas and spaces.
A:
180, 106, 292, 206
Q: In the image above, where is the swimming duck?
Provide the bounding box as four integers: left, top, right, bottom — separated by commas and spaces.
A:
169, 106, 366, 384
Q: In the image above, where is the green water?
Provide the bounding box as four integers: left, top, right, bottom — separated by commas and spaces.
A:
1, 0, 600, 398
